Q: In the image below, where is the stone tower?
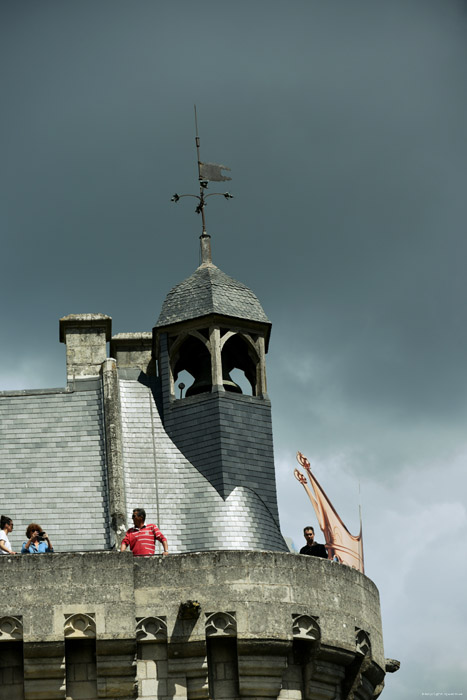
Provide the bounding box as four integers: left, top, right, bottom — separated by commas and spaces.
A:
0, 231, 395, 699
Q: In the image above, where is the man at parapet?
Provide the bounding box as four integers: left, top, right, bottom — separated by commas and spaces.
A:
299, 526, 328, 559
120, 508, 169, 557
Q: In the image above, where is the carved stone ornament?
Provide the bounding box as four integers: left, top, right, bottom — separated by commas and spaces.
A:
64, 613, 96, 638
292, 614, 321, 640
179, 600, 201, 620
385, 657, 401, 673
205, 612, 237, 637
355, 627, 371, 656
136, 616, 168, 642
0, 616, 23, 641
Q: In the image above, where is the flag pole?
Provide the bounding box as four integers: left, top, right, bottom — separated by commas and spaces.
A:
194, 105, 207, 236
358, 480, 364, 572
170, 109, 233, 259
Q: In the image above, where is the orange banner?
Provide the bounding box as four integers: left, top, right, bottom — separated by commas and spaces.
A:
294, 452, 364, 573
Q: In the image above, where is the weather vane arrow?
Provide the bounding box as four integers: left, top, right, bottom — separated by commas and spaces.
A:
171, 105, 233, 238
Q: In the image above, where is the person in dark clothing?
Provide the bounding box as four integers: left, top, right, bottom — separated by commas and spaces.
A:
299, 526, 328, 558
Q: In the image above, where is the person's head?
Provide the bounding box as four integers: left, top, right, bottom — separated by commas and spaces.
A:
132, 508, 146, 528
1, 515, 13, 532
303, 526, 315, 544
26, 523, 42, 539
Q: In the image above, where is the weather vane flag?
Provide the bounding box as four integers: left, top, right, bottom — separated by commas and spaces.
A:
294, 451, 364, 573
171, 105, 233, 237
198, 162, 231, 183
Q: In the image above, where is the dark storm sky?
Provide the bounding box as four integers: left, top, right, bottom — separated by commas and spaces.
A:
2, 2, 467, 695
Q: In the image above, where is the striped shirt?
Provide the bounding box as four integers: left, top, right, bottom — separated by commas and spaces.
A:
121, 524, 167, 556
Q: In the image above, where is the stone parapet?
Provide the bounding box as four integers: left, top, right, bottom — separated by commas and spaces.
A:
0, 551, 387, 698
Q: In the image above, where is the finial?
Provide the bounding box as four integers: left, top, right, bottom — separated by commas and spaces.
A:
200, 232, 212, 265
171, 106, 234, 243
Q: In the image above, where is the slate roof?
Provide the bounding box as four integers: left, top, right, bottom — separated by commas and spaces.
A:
155, 263, 270, 327
0, 387, 110, 552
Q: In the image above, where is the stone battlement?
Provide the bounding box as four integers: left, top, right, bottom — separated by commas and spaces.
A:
0, 550, 386, 699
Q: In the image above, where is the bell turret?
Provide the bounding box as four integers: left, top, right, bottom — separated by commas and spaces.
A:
152, 234, 282, 536
154, 233, 271, 401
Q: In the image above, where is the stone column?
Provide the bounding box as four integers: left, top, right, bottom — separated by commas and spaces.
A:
205, 612, 239, 699
136, 615, 169, 699
209, 326, 224, 393
101, 358, 127, 548
158, 333, 174, 410
255, 336, 268, 398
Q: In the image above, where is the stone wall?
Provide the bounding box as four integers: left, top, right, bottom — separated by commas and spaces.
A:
0, 550, 387, 699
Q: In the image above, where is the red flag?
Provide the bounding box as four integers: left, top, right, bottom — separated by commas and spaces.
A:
294, 452, 364, 573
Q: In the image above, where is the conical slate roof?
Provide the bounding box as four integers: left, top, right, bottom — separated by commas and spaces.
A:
155, 262, 270, 328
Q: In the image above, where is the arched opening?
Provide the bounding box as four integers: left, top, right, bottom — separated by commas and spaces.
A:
172, 335, 212, 397
174, 369, 195, 399
229, 368, 253, 396
221, 334, 258, 396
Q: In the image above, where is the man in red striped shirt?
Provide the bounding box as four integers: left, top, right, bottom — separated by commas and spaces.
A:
120, 508, 169, 557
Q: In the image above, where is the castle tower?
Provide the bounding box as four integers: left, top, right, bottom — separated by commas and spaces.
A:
0, 204, 395, 700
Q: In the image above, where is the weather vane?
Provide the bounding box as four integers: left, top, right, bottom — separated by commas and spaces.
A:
171, 105, 233, 236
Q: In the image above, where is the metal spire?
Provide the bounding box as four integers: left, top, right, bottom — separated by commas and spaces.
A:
171, 106, 233, 260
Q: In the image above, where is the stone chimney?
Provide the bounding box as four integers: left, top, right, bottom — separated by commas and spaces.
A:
109, 332, 155, 376
59, 314, 112, 381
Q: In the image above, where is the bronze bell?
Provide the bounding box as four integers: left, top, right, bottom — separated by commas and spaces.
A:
185, 355, 212, 397
185, 356, 242, 397
222, 354, 242, 394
